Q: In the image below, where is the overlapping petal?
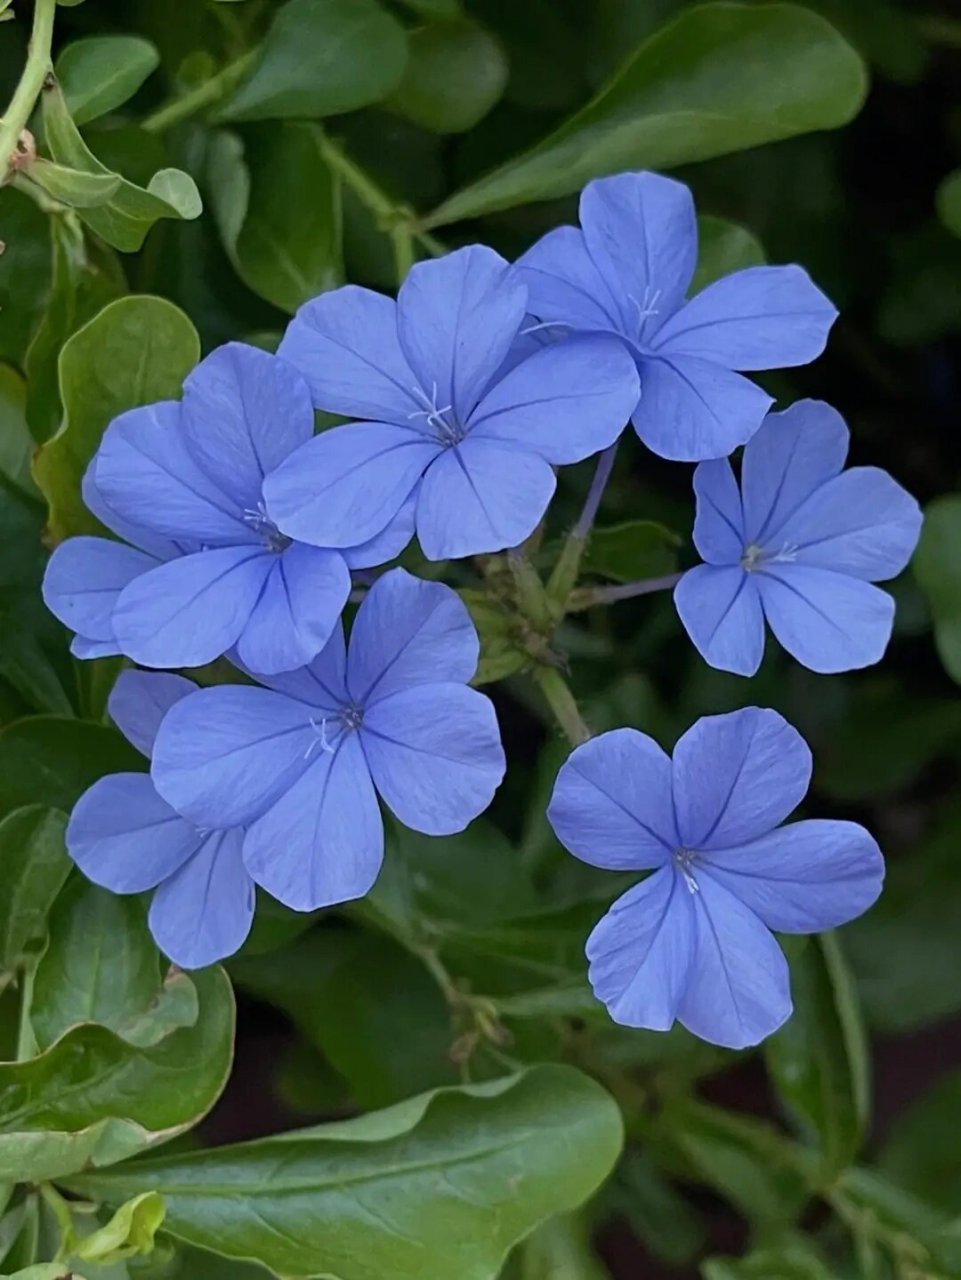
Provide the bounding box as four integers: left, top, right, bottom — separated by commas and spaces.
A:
148, 829, 254, 969
674, 566, 765, 677
756, 566, 895, 673
633, 354, 772, 461
691, 460, 745, 563
513, 225, 622, 331
341, 498, 417, 570
108, 669, 195, 758
42, 537, 158, 648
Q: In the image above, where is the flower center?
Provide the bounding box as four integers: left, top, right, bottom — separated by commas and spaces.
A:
627, 286, 662, 339
303, 704, 365, 760
243, 501, 292, 553
340, 703, 365, 732
673, 848, 700, 893
741, 541, 799, 572
407, 382, 466, 447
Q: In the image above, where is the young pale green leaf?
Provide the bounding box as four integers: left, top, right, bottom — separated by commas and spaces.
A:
937, 170, 961, 239
72, 1192, 165, 1264
57, 36, 160, 126
765, 934, 870, 1177
584, 521, 681, 584
388, 20, 508, 134
71, 1065, 623, 1280
0, 807, 69, 973
203, 122, 343, 313
218, 0, 408, 122
693, 214, 766, 292
0, 1267, 79, 1280
42, 84, 201, 253
0, 718, 143, 820
425, 2, 867, 226
0, 967, 234, 1184
33, 294, 199, 544
913, 495, 961, 684
21, 161, 121, 209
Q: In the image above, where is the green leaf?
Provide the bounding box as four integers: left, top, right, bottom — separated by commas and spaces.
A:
880, 1072, 961, 1214
426, 2, 866, 226
42, 84, 202, 253
1, 1267, 77, 1280
459, 588, 528, 685
31, 879, 195, 1051
765, 934, 869, 1177
0, 967, 234, 1183
914, 495, 961, 684
937, 170, 961, 239
511, 1214, 608, 1280
73, 1192, 165, 1264
0, 807, 69, 973
0, 190, 53, 367
203, 123, 343, 313
218, 0, 408, 123
21, 161, 121, 209
388, 20, 507, 134
398, 0, 460, 15
33, 295, 200, 544
0, 367, 41, 501
603, 1150, 706, 1267
57, 36, 160, 126
693, 214, 766, 292
0, 718, 143, 819
584, 520, 681, 583
72, 1065, 623, 1280
702, 1237, 835, 1279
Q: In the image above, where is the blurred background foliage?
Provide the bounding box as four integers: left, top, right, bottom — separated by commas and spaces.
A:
1, 0, 961, 1277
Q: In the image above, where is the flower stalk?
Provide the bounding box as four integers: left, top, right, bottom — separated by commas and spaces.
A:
0, 0, 56, 186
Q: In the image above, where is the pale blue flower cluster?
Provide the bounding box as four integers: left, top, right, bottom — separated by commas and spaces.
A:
42, 171, 921, 1046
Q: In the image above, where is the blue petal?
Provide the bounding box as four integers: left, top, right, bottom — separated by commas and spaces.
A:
415, 437, 556, 560
82, 451, 181, 561
741, 400, 848, 547
180, 343, 314, 505
691, 460, 744, 563
341, 497, 416, 570
94, 402, 247, 546
396, 246, 526, 423
653, 265, 838, 371
773, 467, 923, 581
72, 637, 121, 659
586, 866, 695, 1031
672, 707, 812, 850
468, 335, 638, 464
112, 546, 272, 669
42, 536, 157, 647
149, 828, 254, 968
264, 422, 440, 549
68, 773, 201, 893
346, 568, 478, 704
547, 728, 676, 870
756, 565, 895, 673
634, 354, 772, 462
152, 685, 314, 828
678, 873, 792, 1049
701, 819, 884, 934
108, 669, 196, 758
361, 684, 505, 835
512, 226, 623, 332
673, 565, 765, 677
234, 545, 351, 675
278, 284, 421, 421
580, 172, 697, 340
243, 733, 383, 911
252, 623, 349, 709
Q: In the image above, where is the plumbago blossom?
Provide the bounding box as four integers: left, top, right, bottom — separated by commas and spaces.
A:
42, 343, 413, 675
151, 570, 505, 913
68, 670, 254, 969
548, 709, 884, 1048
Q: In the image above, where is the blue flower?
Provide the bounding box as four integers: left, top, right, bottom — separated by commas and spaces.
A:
264, 245, 640, 560
42, 342, 413, 674
150, 568, 506, 912
513, 171, 838, 462
67, 670, 255, 969
548, 708, 883, 1048
674, 400, 923, 676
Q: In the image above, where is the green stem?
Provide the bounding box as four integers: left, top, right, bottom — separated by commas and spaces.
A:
318, 129, 396, 218
532, 666, 591, 746
567, 572, 682, 612
919, 14, 961, 49
391, 226, 415, 287
141, 50, 257, 133
0, 0, 56, 185
547, 442, 619, 608
415, 228, 447, 258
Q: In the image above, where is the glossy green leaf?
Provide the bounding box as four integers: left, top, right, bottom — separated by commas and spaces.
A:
21, 161, 121, 209
765, 934, 869, 1177
0, 807, 69, 972
937, 170, 961, 239
426, 2, 867, 226
204, 122, 343, 313
73, 1192, 165, 1264
57, 36, 160, 126
72, 1066, 623, 1280
388, 20, 507, 134
33, 295, 199, 544
693, 214, 766, 292
914, 495, 961, 684
0, 967, 233, 1184
218, 0, 408, 123
42, 84, 201, 253
584, 520, 681, 584
0, 718, 143, 819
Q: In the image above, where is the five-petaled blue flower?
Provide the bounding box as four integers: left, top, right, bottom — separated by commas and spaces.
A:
68, 669, 255, 969
674, 399, 923, 675
42, 342, 413, 674
548, 708, 884, 1048
264, 245, 640, 560
513, 171, 838, 462
150, 569, 506, 912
